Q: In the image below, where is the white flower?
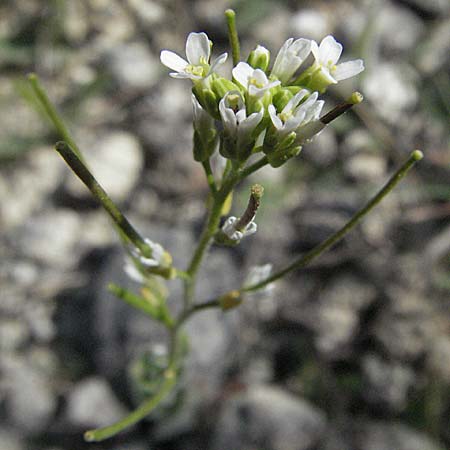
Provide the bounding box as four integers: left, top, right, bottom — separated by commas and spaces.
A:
124, 257, 145, 283
219, 91, 264, 145
268, 90, 324, 136
271, 38, 311, 83
160, 32, 227, 80
244, 264, 275, 294
311, 35, 364, 84
222, 216, 257, 242
131, 238, 164, 268
232, 62, 280, 97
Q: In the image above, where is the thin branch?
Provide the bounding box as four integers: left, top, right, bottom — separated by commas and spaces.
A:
242, 150, 424, 293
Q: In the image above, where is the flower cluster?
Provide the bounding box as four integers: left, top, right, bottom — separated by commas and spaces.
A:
161, 32, 364, 169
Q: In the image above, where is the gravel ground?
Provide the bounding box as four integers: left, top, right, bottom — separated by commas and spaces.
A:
0, 1, 449, 449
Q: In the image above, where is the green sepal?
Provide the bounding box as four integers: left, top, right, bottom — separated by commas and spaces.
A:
193, 128, 217, 162
272, 88, 294, 111
247, 46, 270, 71
214, 229, 240, 246
211, 77, 241, 99
192, 85, 220, 119
267, 144, 302, 168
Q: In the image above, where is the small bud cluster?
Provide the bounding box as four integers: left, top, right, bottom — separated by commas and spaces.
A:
161, 32, 364, 168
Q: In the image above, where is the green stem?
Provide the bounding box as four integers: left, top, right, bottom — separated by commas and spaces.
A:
240, 155, 269, 179
54, 141, 152, 258
225, 9, 240, 65
84, 329, 179, 442
108, 283, 174, 328
202, 159, 217, 194
27, 73, 85, 162
184, 172, 239, 305
242, 150, 424, 293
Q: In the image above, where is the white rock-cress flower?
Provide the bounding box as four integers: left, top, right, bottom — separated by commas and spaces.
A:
271, 38, 311, 84
221, 216, 257, 242
160, 32, 227, 80
219, 90, 264, 159
131, 238, 165, 268
232, 62, 280, 98
268, 89, 324, 137
298, 35, 364, 92
124, 257, 145, 283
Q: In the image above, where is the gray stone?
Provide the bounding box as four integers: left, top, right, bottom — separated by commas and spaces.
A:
0, 320, 29, 351
355, 421, 444, 450
344, 153, 387, 182
0, 147, 63, 231
362, 354, 415, 412
373, 287, 433, 361
0, 429, 25, 450
290, 9, 330, 40
18, 209, 83, 269
65, 376, 128, 428
108, 43, 159, 91
212, 385, 326, 450
362, 63, 418, 123
2, 355, 57, 433
66, 131, 143, 202
314, 276, 377, 358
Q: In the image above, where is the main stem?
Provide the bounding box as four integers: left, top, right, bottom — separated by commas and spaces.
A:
184, 173, 238, 306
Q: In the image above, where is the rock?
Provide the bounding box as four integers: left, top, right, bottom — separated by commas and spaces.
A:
290, 9, 330, 40
361, 354, 415, 412
2, 355, 57, 434
0, 147, 63, 231
417, 18, 450, 74
344, 153, 387, 182
65, 376, 128, 428
66, 131, 143, 202
17, 209, 83, 269
212, 385, 326, 450
304, 127, 338, 167
0, 429, 25, 450
362, 63, 418, 123
0, 320, 29, 351
376, 4, 424, 52
355, 421, 444, 450
127, 0, 166, 26
313, 275, 377, 358
107, 43, 160, 91
373, 287, 433, 361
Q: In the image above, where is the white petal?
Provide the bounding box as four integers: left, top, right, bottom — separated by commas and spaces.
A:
186, 32, 210, 65
284, 114, 303, 133
210, 52, 228, 73
243, 221, 257, 237
232, 62, 253, 88
310, 40, 320, 62
319, 35, 342, 65
252, 68, 269, 84
219, 99, 237, 134
305, 100, 324, 122
124, 261, 145, 283
170, 72, 194, 79
268, 104, 283, 130
241, 110, 263, 134
271, 38, 293, 75
235, 108, 247, 123
283, 89, 308, 114
333, 59, 365, 80
160, 50, 188, 72
290, 38, 311, 61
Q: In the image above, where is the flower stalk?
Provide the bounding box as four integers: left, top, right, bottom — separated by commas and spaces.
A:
242, 150, 424, 293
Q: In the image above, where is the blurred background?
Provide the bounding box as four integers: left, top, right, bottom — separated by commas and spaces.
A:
0, 0, 449, 449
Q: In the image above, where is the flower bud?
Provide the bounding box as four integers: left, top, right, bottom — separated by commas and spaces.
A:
192, 95, 217, 162
247, 45, 270, 71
